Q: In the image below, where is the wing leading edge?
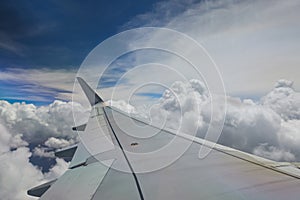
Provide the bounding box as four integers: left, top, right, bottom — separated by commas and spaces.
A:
28, 78, 300, 200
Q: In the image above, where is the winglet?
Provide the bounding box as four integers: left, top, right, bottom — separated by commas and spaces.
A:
77, 77, 104, 106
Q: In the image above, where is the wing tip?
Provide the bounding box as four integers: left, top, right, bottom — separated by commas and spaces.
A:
76, 77, 104, 106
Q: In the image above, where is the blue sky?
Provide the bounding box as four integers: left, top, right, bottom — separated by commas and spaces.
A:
0, 0, 161, 68
0, 0, 165, 104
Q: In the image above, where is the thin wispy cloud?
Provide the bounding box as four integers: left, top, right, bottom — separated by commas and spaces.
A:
0, 68, 76, 103
124, 0, 300, 96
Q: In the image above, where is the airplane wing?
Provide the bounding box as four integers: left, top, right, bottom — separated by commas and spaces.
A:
28, 77, 300, 200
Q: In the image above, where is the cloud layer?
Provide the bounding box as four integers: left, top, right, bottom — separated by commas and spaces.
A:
0, 100, 87, 143
115, 79, 300, 162
0, 78, 299, 199
0, 100, 88, 200
0, 124, 69, 200
124, 0, 300, 95
0, 68, 77, 103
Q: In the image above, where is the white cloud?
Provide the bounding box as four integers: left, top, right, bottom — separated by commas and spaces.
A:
0, 77, 298, 199
0, 63, 298, 198
0, 0, 299, 197
0, 100, 88, 144
107, 100, 136, 114
219, 97, 281, 153
123, 0, 300, 96
10, 134, 28, 149
0, 123, 11, 153
113, 79, 300, 162
0, 100, 85, 199
0, 68, 77, 102
261, 80, 300, 120
0, 121, 70, 200
277, 120, 300, 156
44, 158, 69, 181
44, 137, 75, 149
32, 147, 55, 158
151, 79, 208, 131
0, 147, 44, 200
0, 123, 28, 153
253, 143, 295, 162
0, 147, 69, 200
274, 79, 294, 88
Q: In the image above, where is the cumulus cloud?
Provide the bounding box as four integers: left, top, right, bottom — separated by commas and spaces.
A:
32, 146, 55, 158
261, 79, 300, 120
150, 79, 207, 132
0, 146, 68, 200
219, 97, 281, 153
0, 123, 41, 199
253, 143, 295, 162
0, 77, 298, 199
0, 100, 85, 200
9, 134, 28, 149
276, 120, 300, 156
0, 100, 88, 144
275, 79, 294, 88
0, 147, 44, 200
44, 137, 76, 149
43, 158, 69, 181
0, 123, 12, 153
0, 134, 69, 200
114, 79, 300, 162
107, 100, 137, 114
0, 123, 28, 153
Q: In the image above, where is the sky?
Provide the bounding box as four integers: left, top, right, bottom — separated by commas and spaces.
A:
0, 0, 160, 68
0, 0, 299, 104
0, 0, 160, 104
0, 0, 300, 199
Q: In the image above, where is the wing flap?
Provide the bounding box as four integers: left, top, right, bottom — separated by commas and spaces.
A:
40, 160, 113, 200
27, 179, 56, 197
54, 145, 77, 159
72, 123, 87, 131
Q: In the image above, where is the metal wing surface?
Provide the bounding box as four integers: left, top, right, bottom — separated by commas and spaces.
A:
28, 78, 300, 200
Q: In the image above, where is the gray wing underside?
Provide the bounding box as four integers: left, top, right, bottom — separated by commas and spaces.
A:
28, 78, 300, 200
